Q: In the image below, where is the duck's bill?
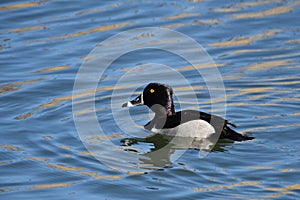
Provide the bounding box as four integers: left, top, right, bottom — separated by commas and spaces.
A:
122, 94, 144, 108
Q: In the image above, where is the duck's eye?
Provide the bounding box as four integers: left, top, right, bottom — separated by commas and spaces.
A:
150, 89, 155, 93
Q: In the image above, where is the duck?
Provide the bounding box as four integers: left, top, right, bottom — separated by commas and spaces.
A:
122, 83, 254, 141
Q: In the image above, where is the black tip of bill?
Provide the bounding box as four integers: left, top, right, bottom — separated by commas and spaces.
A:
122, 102, 128, 108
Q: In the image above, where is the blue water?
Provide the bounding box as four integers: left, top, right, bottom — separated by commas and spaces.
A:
1, 0, 300, 199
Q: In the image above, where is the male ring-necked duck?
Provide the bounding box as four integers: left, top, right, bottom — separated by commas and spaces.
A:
122, 83, 254, 141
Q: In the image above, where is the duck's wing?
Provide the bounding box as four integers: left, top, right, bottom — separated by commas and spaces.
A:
176, 110, 224, 125
220, 125, 254, 141
146, 110, 223, 130
178, 110, 254, 141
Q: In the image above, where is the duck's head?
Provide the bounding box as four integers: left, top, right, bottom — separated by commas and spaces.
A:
122, 83, 175, 116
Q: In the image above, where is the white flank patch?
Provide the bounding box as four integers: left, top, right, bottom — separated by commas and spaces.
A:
151, 120, 215, 139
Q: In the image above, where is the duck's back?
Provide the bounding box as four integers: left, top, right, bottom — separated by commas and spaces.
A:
162, 110, 225, 130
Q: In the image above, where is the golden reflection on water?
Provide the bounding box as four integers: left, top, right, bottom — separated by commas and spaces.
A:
209, 29, 281, 47
74, 108, 106, 115
43, 22, 134, 41
42, 135, 53, 140
235, 0, 282, 8
193, 19, 220, 25
248, 166, 273, 170
228, 87, 274, 98
0, 79, 41, 94
192, 168, 300, 198
75, 8, 103, 16
59, 145, 71, 150
13, 83, 130, 120
262, 52, 300, 60
71, 86, 129, 101
134, 39, 180, 47
121, 62, 225, 75
163, 23, 187, 29
22, 152, 126, 183
25, 157, 49, 162
187, 0, 204, 3
279, 168, 299, 173
38, 101, 59, 109
80, 55, 97, 61
35, 65, 70, 73
174, 85, 206, 91
14, 112, 33, 120
0, 144, 23, 151
47, 163, 83, 171
0, 1, 46, 11
285, 38, 300, 44
213, 7, 241, 13
223, 45, 298, 58
25, 22, 134, 44
221, 48, 284, 58
7, 26, 45, 33
176, 63, 225, 71
163, 19, 220, 29
193, 181, 260, 192
244, 123, 300, 133
232, 0, 300, 19
80, 172, 122, 180
232, 6, 293, 19
255, 112, 300, 120
126, 171, 146, 175
243, 60, 292, 71
261, 191, 294, 199
264, 184, 300, 194
30, 182, 75, 190
160, 13, 200, 20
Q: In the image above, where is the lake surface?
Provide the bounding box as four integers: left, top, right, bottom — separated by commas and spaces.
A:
1, 0, 300, 199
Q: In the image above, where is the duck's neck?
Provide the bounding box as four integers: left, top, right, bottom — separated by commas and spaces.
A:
145, 103, 175, 130
148, 88, 175, 117
165, 87, 175, 116
150, 109, 173, 130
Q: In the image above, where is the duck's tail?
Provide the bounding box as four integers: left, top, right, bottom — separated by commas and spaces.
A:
221, 125, 254, 141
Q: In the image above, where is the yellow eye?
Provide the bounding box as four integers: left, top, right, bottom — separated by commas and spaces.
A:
150, 89, 155, 93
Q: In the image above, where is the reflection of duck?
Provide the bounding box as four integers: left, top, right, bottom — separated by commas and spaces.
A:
121, 134, 233, 152
122, 83, 254, 141
121, 135, 234, 168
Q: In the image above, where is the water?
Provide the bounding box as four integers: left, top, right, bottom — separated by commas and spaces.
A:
1, 0, 300, 199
